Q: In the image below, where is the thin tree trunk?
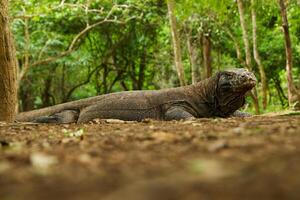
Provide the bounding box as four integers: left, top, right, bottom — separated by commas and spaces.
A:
217, 49, 221, 71
237, 0, 260, 114
0, 0, 17, 122
251, 0, 268, 110
137, 50, 146, 90
273, 77, 288, 107
61, 64, 66, 102
41, 67, 56, 107
278, 0, 299, 109
167, 0, 186, 86
226, 29, 245, 66
121, 81, 129, 91
18, 17, 30, 85
103, 64, 108, 94
95, 67, 102, 95
42, 75, 53, 107
185, 28, 199, 83
19, 78, 35, 112
202, 34, 212, 78
237, 0, 252, 70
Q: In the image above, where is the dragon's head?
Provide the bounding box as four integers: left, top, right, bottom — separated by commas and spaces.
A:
217, 68, 256, 94
214, 68, 256, 116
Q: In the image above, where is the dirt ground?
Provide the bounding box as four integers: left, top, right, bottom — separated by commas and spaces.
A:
1, 113, 300, 200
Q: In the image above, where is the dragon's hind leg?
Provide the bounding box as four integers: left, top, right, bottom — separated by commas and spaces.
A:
164, 106, 196, 120
33, 110, 79, 123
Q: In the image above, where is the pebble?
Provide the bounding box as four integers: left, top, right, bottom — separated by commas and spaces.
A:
208, 140, 228, 152
105, 119, 126, 124
30, 152, 58, 170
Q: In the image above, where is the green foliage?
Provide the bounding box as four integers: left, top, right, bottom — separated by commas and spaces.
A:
9, 0, 300, 113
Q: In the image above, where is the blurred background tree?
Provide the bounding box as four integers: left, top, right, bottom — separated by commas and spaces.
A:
9, 0, 300, 113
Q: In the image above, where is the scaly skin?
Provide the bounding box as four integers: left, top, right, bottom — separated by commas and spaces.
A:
16, 68, 256, 123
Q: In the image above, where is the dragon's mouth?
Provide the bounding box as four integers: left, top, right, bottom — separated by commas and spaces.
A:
241, 73, 257, 91
217, 68, 257, 94
248, 79, 257, 88
234, 81, 256, 93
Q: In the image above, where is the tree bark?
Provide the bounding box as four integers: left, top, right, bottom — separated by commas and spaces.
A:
137, 50, 146, 90
103, 64, 108, 94
251, 0, 268, 110
17, 17, 30, 85
167, 0, 186, 86
273, 77, 288, 107
237, 0, 260, 114
41, 67, 57, 107
202, 34, 212, 78
225, 29, 245, 66
0, 0, 17, 122
19, 77, 35, 112
237, 0, 252, 70
278, 0, 299, 109
185, 28, 200, 83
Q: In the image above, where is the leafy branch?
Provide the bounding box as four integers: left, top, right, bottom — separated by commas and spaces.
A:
15, 3, 137, 85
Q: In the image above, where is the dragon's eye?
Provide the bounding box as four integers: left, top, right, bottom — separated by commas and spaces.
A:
226, 73, 234, 78
221, 82, 231, 87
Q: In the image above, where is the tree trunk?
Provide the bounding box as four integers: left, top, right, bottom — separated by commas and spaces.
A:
19, 78, 35, 112
273, 77, 288, 107
185, 28, 200, 83
41, 67, 56, 107
237, 0, 252, 70
103, 63, 108, 94
167, 0, 186, 86
18, 17, 30, 85
226, 29, 245, 66
137, 50, 146, 90
251, 0, 268, 110
202, 34, 212, 78
42, 75, 53, 107
278, 0, 299, 110
60, 64, 67, 101
237, 0, 260, 114
0, 0, 17, 122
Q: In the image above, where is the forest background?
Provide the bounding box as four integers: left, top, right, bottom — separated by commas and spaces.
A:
9, 0, 300, 114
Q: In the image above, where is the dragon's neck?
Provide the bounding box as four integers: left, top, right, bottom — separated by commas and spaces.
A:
192, 75, 244, 117
193, 75, 218, 104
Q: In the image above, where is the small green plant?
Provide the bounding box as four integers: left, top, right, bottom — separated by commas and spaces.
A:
62, 128, 84, 138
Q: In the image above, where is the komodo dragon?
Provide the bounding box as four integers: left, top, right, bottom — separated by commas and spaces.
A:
16, 68, 256, 123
